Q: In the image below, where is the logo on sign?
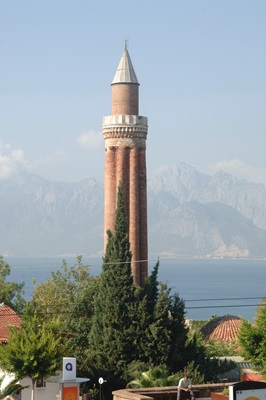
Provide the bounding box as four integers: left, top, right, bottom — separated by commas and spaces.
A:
66, 363, 73, 371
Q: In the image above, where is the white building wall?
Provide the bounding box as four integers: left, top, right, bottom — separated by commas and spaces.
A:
20, 377, 60, 400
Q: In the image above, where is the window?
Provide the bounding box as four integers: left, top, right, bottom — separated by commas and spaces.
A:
36, 378, 46, 388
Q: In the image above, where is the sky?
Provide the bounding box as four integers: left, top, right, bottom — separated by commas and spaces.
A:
1, 0, 266, 184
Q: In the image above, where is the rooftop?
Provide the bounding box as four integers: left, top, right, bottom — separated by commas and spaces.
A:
0, 304, 21, 343
200, 314, 242, 342
112, 45, 139, 85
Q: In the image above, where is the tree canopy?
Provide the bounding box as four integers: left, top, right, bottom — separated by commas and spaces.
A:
238, 298, 266, 376
31, 256, 98, 374
31, 256, 95, 327
0, 305, 64, 400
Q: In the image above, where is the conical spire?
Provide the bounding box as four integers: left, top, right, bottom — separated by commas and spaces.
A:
112, 44, 139, 85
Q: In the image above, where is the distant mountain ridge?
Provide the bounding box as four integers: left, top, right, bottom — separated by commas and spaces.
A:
1, 164, 266, 258
148, 163, 266, 230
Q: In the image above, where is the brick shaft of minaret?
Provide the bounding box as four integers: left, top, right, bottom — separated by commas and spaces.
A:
103, 119, 148, 286
103, 47, 148, 286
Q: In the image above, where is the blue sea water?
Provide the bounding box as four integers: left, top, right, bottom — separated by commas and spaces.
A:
5, 256, 266, 322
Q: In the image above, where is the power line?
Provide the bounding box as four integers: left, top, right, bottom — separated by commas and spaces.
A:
1, 302, 265, 318
2, 297, 266, 317
185, 296, 264, 302
186, 303, 264, 310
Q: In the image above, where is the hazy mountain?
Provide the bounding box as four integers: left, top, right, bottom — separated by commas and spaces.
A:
1, 164, 266, 258
148, 163, 266, 229
0, 171, 103, 257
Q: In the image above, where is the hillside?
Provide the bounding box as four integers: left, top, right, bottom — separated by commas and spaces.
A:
1, 164, 266, 257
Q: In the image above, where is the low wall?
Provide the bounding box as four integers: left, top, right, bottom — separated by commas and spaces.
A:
113, 383, 233, 400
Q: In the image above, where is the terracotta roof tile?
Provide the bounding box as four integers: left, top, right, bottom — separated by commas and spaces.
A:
200, 314, 242, 342
0, 305, 21, 343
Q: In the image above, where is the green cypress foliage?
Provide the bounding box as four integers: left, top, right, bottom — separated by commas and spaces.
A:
167, 292, 188, 371
133, 262, 188, 372
88, 182, 136, 382
142, 282, 172, 366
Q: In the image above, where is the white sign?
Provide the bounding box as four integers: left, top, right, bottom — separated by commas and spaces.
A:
231, 388, 266, 400
62, 357, 76, 381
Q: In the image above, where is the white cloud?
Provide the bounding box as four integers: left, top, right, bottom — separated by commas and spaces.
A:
0, 139, 27, 179
77, 130, 103, 149
201, 159, 266, 186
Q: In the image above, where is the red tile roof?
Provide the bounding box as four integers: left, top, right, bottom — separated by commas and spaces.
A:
0, 304, 21, 343
200, 314, 242, 342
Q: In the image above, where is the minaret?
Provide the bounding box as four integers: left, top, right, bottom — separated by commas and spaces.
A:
103, 44, 148, 286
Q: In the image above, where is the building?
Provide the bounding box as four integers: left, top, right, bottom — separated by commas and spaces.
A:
103, 44, 148, 286
0, 304, 21, 344
200, 314, 242, 343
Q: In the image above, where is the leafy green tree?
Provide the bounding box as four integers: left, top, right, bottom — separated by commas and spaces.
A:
238, 299, 266, 376
0, 255, 25, 312
0, 305, 64, 400
67, 272, 98, 374
88, 182, 136, 385
31, 255, 98, 377
185, 331, 236, 382
31, 255, 95, 329
205, 338, 239, 357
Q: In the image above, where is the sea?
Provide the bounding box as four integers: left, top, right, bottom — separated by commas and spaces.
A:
5, 256, 266, 322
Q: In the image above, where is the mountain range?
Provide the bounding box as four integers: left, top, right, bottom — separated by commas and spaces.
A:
1, 163, 266, 258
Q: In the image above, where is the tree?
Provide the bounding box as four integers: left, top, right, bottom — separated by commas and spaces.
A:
132, 264, 188, 372
31, 256, 95, 330
238, 299, 266, 376
88, 182, 229, 395
88, 182, 136, 386
67, 271, 98, 375
167, 292, 188, 371
204, 337, 239, 357
0, 305, 64, 400
135, 282, 174, 367
184, 331, 235, 382
0, 255, 25, 312
31, 255, 98, 377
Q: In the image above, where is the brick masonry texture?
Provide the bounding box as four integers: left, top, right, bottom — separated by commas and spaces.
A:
112, 84, 139, 115
103, 79, 148, 286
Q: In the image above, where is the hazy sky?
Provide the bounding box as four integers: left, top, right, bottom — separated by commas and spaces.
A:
1, 0, 265, 184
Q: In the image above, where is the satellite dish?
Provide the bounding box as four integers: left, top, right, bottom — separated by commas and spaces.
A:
99, 377, 104, 385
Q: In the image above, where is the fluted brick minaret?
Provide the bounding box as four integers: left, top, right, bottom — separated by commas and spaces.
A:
103, 44, 148, 286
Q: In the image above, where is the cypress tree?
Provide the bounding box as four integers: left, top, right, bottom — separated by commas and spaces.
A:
87, 183, 192, 391
133, 262, 188, 370
88, 182, 136, 385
